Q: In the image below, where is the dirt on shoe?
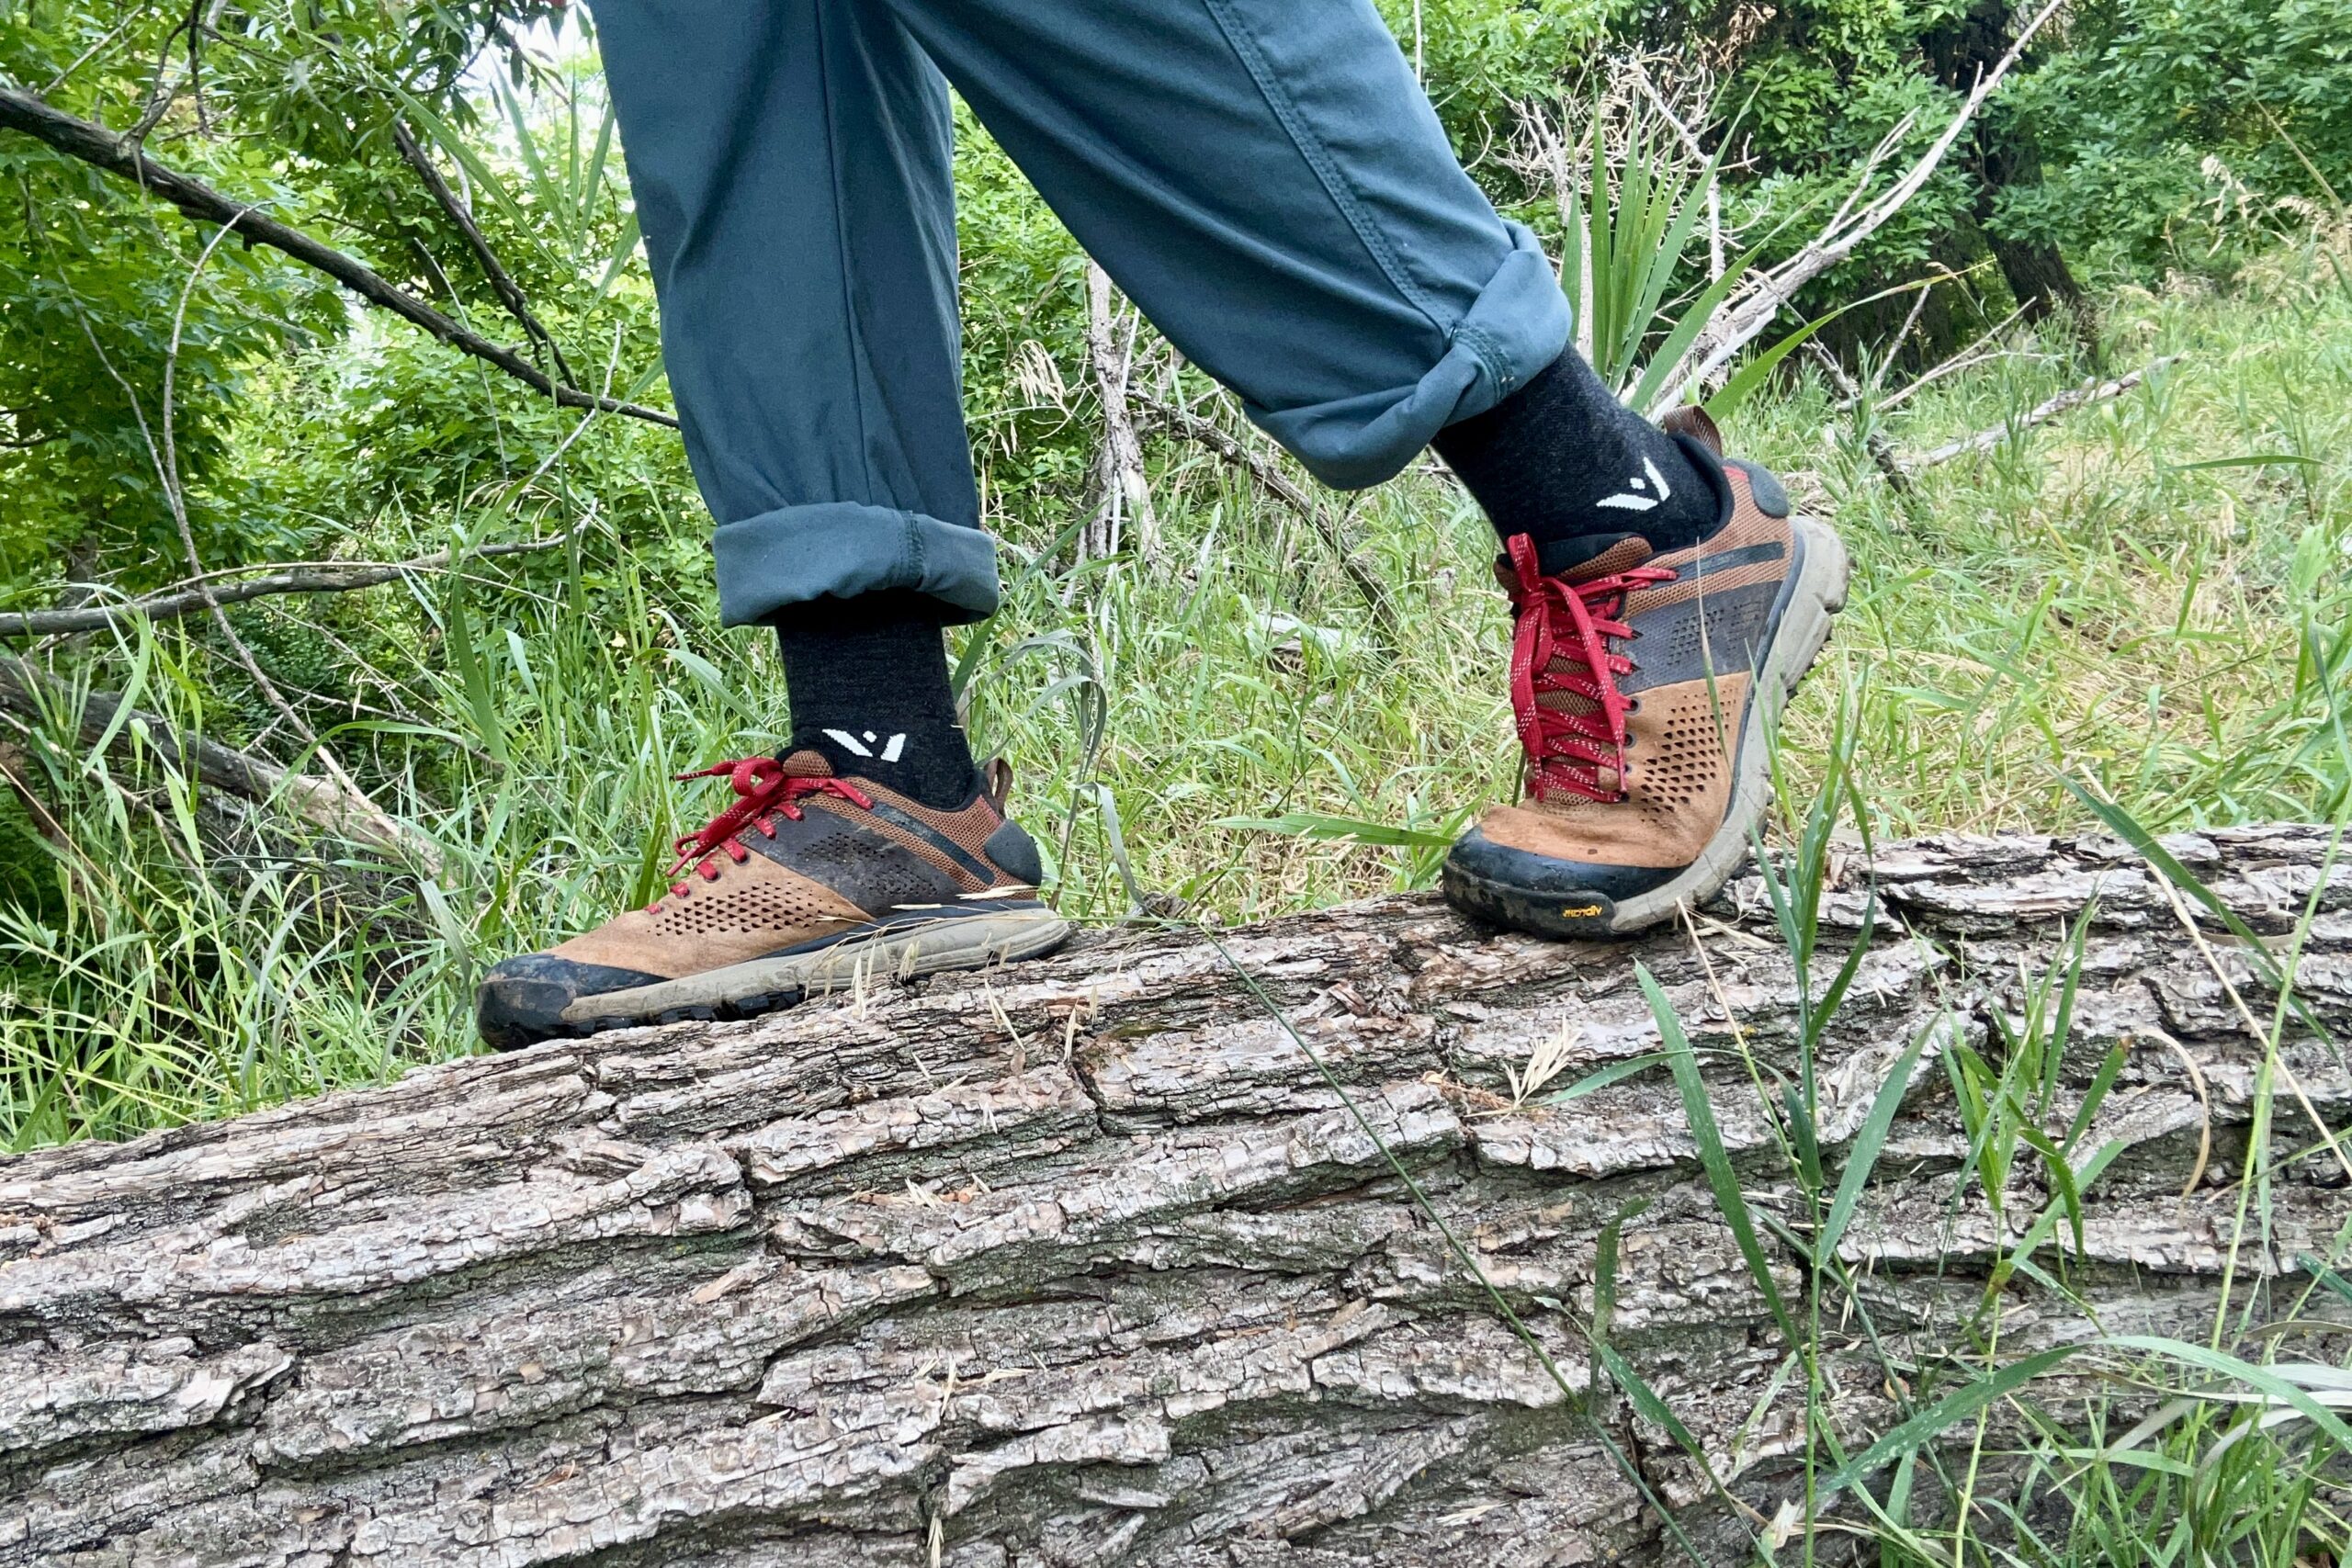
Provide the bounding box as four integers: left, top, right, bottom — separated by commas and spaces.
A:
1442, 406, 1849, 939
476, 751, 1068, 1049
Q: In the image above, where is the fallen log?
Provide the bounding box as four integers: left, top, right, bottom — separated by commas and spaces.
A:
2, 827, 2347, 1565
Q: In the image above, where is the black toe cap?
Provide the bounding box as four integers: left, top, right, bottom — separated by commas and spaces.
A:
1443, 829, 1683, 902
475, 954, 668, 1051
1441, 829, 1695, 940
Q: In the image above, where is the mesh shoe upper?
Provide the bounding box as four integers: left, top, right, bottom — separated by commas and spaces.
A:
546, 750, 1039, 981
1473, 442, 1797, 873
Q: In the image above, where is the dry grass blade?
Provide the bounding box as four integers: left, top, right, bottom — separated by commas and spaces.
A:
1506, 1018, 1582, 1107
2150, 874, 2352, 1184
2134, 1025, 2217, 1198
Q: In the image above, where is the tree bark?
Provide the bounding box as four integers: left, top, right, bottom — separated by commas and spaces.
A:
2, 827, 2347, 1566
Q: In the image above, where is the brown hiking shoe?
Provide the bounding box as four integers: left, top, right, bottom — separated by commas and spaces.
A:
476, 752, 1068, 1049
1442, 409, 1848, 938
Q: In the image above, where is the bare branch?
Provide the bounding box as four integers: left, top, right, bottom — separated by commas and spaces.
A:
0, 530, 584, 638
1806, 342, 1911, 492
390, 118, 579, 388
119, 4, 190, 152
1851, 303, 2031, 415
153, 218, 429, 868
0, 84, 676, 428
1082, 264, 1158, 561
37, 2, 161, 96
1137, 395, 1400, 640
1903, 356, 2181, 472
1655, 0, 2064, 406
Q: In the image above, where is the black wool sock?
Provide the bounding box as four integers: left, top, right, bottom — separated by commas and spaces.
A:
770, 591, 980, 810
1433, 350, 1719, 556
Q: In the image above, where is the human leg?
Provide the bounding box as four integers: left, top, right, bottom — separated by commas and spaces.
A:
874, 0, 1713, 550
595, 0, 990, 627
868, 0, 1838, 934
478, 0, 1061, 1048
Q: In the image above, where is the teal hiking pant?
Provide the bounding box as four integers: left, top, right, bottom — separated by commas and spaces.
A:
594, 0, 1571, 626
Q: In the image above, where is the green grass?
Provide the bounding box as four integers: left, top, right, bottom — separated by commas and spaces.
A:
1, 237, 2348, 1145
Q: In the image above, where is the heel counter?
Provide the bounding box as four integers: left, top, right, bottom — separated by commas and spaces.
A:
982, 817, 1046, 890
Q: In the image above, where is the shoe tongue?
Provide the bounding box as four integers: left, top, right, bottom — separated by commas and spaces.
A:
1549, 533, 1656, 578
774, 748, 835, 778
1494, 533, 1657, 587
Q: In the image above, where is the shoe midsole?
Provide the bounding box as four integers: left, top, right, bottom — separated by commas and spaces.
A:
558, 906, 1071, 1024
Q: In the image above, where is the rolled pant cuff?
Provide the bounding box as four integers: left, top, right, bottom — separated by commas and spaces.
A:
1249, 222, 1571, 491
712, 501, 1001, 626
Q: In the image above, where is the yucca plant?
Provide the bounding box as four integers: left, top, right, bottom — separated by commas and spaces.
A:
1554, 91, 1749, 415
1545, 80, 1930, 424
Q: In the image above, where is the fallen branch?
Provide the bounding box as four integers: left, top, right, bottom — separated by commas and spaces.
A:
0, 529, 582, 638
1083, 265, 1159, 561
1138, 395, 1400, 639
0, 85, 675, 429
1904, 356, 2181, 472
1806, 342, 1912, 493
1838, 303, 2030, 416
0, 652, 441, 868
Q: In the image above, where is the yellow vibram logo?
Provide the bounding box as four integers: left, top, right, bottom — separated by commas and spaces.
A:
1559, 904, 1604, 919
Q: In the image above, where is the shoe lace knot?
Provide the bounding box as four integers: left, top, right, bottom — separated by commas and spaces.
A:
1505, 534, 1677, 804
659, 757, 874, 897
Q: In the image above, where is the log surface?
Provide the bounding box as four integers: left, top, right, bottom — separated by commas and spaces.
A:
3, 828, 2348, 1566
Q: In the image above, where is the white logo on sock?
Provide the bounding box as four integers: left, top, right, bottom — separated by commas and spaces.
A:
1596, 455, 1672, 513
822, 728, 908, 761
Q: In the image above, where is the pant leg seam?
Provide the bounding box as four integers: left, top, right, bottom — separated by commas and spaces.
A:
811, 3, 884, 504
1451, 320, 1519, 397
1197, 0, 1450, 337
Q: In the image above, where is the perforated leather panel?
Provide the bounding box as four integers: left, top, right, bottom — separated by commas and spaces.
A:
1630, 687, 1733, 822
651, 878, 850, 939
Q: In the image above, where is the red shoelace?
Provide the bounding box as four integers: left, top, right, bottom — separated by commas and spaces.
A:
655, 757, 874, 904
1505, 534, 1677, 803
